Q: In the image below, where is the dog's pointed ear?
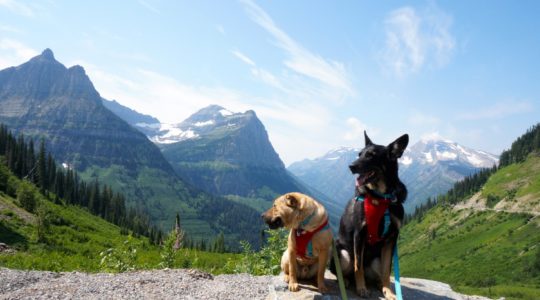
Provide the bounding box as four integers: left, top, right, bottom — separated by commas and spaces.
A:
388, 134, 409, 159
285, 194, 298, 208
364, 131, 373, 146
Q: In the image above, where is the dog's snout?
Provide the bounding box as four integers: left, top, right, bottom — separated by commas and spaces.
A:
349, 164, 360, 174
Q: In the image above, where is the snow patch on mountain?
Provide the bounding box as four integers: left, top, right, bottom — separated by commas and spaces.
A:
193, 120, 215, 127
401, 156, 413, 165
135, 122, 161, 129
406, 138, 498, 168
219, 109, 233, 116
145, 105, 254, 145
149, 123, 199, 144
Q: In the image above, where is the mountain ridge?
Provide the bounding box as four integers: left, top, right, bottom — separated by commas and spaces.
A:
288, 138, 499, 213
0, 49, 263, 246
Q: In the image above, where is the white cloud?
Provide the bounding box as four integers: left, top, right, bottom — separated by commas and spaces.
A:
240, 0, 354, 101
458, 100, 534, 120
0, 24, 21, 33
77, 63, 247, 123
408, 111, 440, 126
420, 131, 447, 142
0, 0, 37, 17
344, 117, 369, 141
382, 5, 455, 76
138, 0, 160, 14
231, 50, 255, 67
0, 38, 38, 69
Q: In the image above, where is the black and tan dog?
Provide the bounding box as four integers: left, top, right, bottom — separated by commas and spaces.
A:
262, 192, 333, 293
331, 131, 408, 300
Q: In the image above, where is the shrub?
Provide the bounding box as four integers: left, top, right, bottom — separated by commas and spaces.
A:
36, 203, 52, 243
225, 228, 287, 275
17, 181, 37, 213
159, 229, 184, 269
99, 235, 138, 273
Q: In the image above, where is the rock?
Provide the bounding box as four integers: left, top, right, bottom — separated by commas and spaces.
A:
267, 271, 491, 300
0, 243, 15, 253
0, 268, 491, 300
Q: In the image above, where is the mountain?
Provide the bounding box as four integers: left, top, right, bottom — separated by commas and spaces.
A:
158, 105, 292, 197
115, 104, 338, 227
101, 99, 160, 136
399, 125, 540, 300
399, 138, 498, 211
288, 138, 498, 213
0, 49, 262, 246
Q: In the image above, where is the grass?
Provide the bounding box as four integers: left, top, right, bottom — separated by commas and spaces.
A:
0, 189, 242, 274
400, 206, 540, 299
399, 154, 540, 300
482, 154, 540, 199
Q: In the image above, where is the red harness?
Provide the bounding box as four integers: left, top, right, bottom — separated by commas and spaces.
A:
360, 194, 391, 245
294, 218, 329, 259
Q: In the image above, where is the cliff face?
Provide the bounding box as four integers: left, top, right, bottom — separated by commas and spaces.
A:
0, 49, 172, 173
159, 105, 302, 200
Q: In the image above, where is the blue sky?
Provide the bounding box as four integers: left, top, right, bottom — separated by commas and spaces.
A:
1, 1, 538, 165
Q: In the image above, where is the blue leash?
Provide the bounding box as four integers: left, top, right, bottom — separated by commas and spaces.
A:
394, 243, 403, 300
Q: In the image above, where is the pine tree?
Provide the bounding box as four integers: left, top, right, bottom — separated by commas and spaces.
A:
174, 212, 184, 250
37, 139, 47, 192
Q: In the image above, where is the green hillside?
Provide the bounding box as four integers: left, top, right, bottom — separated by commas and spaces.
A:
0, 168, 150, 271
400, 154, 540, 300
0, 167, 240, 273
481, 155, 540, 209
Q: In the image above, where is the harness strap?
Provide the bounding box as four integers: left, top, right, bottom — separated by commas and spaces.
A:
356, 194, 391, 245
299, 211, 316, 228
294, 217, 330, 259
382, 210, 391, 237
394, 243, 403, 300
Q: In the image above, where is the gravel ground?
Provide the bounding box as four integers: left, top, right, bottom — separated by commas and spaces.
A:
0, 268, 272, 300
0, 268, 491, 300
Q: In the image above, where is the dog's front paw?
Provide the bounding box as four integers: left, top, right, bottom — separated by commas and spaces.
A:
356, 286, 370, 298
382, 287, 396, 300
288, 281, 299, 292
283, 274, 289, 283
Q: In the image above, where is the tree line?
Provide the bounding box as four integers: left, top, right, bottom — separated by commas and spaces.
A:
499, 123, 540, 167
0, 124, 162, 243
407, 122, 540, 222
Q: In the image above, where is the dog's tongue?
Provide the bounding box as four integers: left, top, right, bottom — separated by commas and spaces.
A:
356, 171, 374, 187
356, 175, 366, 187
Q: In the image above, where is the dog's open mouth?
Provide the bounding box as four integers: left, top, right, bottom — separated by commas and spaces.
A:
356, 171, 376, 186
267, 217, 283, 229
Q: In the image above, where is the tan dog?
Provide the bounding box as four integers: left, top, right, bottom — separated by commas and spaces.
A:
262, 192, 333, 293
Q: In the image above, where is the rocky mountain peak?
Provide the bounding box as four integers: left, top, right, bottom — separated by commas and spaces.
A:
403, 138, 498, 168
27, 48, 61, 66
40, 48, 55, 60
183, 105, 234, 124
148, 105, 256, 144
